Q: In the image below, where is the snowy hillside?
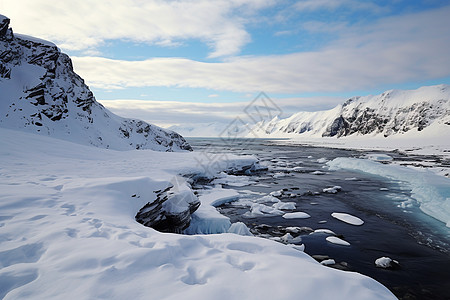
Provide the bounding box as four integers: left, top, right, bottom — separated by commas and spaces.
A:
0, 127, 396, 299
0, 15, 191, 151
254, 85, 450, 139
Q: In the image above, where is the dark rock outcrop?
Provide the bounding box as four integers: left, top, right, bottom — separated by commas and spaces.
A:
135, 184, 200, 233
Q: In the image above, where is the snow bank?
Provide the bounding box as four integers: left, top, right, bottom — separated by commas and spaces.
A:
328, 157, 450, 227
0, 128, 396, 300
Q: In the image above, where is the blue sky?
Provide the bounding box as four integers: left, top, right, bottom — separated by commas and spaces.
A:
3, 0, 450, 127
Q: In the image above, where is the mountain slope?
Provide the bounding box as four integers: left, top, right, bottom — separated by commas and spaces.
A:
253, 85, 450, 139
0, 15, 191, 151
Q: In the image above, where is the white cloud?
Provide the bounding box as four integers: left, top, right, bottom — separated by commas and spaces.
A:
72, 6, 450, 94
98, 96, 344, 127
2, 0, 274, 57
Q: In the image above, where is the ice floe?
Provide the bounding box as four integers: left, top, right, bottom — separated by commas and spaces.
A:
323, 186, 342, 193
328, 157, 450, 227
375, 257, 400, 269
326, 236, 351, 246
331, 212, 364, 226
282, 212, 311, 219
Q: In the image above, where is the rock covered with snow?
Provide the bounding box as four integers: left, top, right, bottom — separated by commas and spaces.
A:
0, 15, 191, 151
252, 85, 450, 139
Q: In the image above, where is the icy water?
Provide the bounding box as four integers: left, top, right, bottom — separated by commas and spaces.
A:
187, 138, 450, 300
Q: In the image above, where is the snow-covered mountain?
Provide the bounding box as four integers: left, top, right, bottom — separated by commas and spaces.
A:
254, 85, 450, 139
0, 15, 191, 151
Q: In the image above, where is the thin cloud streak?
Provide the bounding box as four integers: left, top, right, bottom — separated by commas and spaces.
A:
73, 6, 450, 94
99, 96, 344, 127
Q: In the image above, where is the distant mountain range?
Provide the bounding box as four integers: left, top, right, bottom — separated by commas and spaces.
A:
169, 85, 450, 141
253, 84, 449, 139
0, 15, 191, 151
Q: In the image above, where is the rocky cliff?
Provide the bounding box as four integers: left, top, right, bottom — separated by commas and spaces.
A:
0, 15, 191, 151
253, 85, 450, 139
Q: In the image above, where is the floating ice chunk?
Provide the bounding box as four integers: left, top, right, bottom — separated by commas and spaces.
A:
228, 222, 253, 236
312, 170, 326, 175
269, 190, 283, 197
281, 233, 293, 243
323, 186, 342, 193
321, 259, 336, 266
245, 203, 284, 217
326, 236, 351, 246
286, 226, 301, 233
380, 188, 389, 191
366, 153, 394, 162
272, 201, 296, 210
311, 229, 337, 236
213, 173, 255, 187
317, 158, 328, 163
257, 195, 281, 203
331, 212, 364, 226
375, 257, 399, 269
345, 177, 358, 181
282, 212, 311, 219
292, 166, 304, 172
328, 157, 450, 228
288, 244, 305, 251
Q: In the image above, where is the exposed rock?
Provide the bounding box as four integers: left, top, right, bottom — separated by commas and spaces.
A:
135, 184, 201, 233
0, 14, 191, 152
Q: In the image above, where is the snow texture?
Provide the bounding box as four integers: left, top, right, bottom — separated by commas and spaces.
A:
328, 157, 450, 227
0, 127, 397, 300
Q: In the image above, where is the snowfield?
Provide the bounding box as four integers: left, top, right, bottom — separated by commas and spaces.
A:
0, 128, 397, 300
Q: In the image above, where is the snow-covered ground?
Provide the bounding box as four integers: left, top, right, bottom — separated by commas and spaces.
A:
0, 127, 396, 300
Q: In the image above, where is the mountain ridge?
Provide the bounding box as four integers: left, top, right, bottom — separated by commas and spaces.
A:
0, 15, 192, 151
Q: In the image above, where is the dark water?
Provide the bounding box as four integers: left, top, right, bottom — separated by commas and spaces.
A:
187, 138, 450, 300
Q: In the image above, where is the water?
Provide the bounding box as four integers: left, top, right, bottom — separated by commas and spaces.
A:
187, 138, 450, 300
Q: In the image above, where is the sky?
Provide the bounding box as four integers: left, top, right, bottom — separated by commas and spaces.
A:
2, 0, 450, 128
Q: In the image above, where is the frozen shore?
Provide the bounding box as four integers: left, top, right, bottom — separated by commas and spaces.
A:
0, 128, 397, 300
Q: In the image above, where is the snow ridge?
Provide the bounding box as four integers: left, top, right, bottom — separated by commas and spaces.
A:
0, 15, 191, 151
253, 85, 450, 139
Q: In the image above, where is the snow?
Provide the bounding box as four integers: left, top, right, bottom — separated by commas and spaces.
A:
326, 236, 351, 246
321, 259, 336, 266
331, 212, 365, 226
0, 127, 397, 300
228, 222, 253, 236
323, 186, 342, 194
328, 157, 450, 227
312, 229, 337, 236
184, 188, 239, 234
282, 212, 311, 219
15, 33, 57, 47
375, 257, 399, 269
366, 154, 394, 162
